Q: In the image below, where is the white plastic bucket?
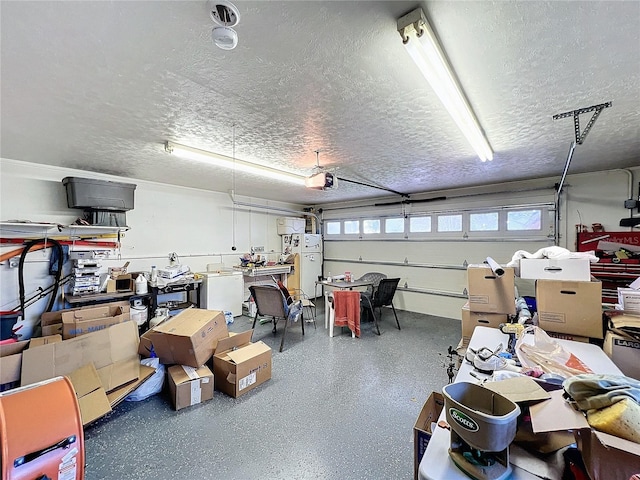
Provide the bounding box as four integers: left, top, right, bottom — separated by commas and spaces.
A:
131, 305, 148, 326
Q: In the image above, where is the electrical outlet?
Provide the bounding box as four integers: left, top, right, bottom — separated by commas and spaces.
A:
252, 246, 265, 253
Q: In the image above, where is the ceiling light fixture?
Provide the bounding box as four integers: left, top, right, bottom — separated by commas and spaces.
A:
208, 0, 240, 50
397, 8, 493, 162
165, 141, 306, 185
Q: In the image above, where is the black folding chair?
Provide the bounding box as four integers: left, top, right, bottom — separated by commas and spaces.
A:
361, 278, 401, 334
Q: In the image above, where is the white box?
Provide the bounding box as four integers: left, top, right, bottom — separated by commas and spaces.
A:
276, 217, 305, 235
519, 258, 591, 281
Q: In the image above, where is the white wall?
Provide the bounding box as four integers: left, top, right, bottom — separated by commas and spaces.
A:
321, 167, 639, 321
0, 159, 305, 338
2, 158, 637, 337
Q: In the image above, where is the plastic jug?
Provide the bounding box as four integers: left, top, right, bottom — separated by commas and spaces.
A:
135, 274, 148, 294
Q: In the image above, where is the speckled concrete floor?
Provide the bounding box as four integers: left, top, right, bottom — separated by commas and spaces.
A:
83, 307, 460, 480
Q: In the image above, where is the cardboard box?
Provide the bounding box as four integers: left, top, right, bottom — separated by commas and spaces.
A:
0, 340, 29, 388
139, 309, 228, 368
62, 303, 130, 339
22, 320, 140, 393
574, 428, 640, 480
66, 363, 112, 425
606, 312, 640, 341
461, 303, 508, 346
466, 265, 516, 314
106, 274, 133, 293
536, 279, 604, 339
29, 334, 62, 348
40, 301, 129, 337
41, 323, 63, 336
413, 392, 444, 480
603, 331, 640, 379
545, 331, 590, 343
519, 258, 591, 281
213, 330, 272, 398
167, 364, 214, 411
617, 287, 640, 314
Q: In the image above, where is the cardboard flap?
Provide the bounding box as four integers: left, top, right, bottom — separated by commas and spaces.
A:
592, 429, 640, 455
215, 330, 253, 354
483, 377, 551, 404
227, 341, 270, 364
529, 390, 589, 433
155, 309, 222, 335
107, 364, 155, 407
66, 362, 112, 425
168, 365, 212, 385
96, 356, 140, 392
29, 335, 62, 347
0, 340, 29, 357
67, 363, 102, 397
78, 388, 112, 425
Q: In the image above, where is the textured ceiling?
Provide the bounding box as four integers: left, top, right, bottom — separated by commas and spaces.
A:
1, 1, 639, 205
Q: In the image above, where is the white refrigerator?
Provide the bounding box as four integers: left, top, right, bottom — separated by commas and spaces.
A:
282, 233, 322, 297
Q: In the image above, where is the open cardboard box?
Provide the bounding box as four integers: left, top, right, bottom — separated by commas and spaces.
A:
413, 392, 444, 480
0, 340, 29, 388
62, 303, 130, 339
603, 330, 640, 379
213, 329, 271, 398
529, 388, 640, 480
40, 301, 129, 337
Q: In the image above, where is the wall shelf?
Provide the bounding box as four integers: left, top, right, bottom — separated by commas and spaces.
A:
0, 221, 128, 242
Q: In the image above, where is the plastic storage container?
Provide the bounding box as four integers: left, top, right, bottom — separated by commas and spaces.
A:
62, 176, 136, 211
0, 311, 21, 341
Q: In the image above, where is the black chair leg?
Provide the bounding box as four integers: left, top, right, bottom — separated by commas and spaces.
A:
252, 312, 259, 330
280, 316, 288, 352
391, 302, 400, 330
301, 313, 305, 336
370, 305, 380, 335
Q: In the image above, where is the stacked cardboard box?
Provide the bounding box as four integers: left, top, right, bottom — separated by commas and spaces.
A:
514, 257, 604, 339
535, 279, 603, 339
139, 309, 273, 408
462, 265, 515, 348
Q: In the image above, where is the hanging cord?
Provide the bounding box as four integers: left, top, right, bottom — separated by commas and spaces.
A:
231, 123, 237, 250
17, 238, 64, 320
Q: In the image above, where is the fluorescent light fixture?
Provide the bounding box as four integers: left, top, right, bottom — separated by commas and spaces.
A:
398, 8, 493, 162
165, 141, 306, 185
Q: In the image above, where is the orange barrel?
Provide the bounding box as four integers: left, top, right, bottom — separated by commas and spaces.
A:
0, 376, 84, 480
